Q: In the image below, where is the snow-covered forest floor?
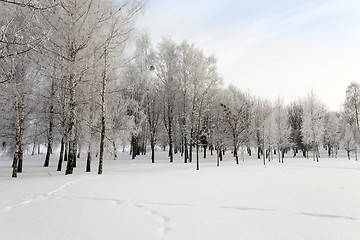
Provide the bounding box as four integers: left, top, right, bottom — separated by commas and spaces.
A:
0, 150, 360, 240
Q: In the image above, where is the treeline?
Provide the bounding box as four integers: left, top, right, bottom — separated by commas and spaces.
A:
1, 1, 359, 178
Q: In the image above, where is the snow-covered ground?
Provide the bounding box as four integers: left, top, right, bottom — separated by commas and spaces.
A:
0, 150, 360, 240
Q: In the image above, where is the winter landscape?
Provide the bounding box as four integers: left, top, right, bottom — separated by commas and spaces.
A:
1, 151, 360, 240
1, 0, 360, 239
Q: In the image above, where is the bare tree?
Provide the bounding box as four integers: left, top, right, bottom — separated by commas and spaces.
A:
273, 98, 291, 163
221, 86, 252, 165
301, 91, 325, 162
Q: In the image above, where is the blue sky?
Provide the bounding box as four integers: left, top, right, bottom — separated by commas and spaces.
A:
136, 0, 360, 110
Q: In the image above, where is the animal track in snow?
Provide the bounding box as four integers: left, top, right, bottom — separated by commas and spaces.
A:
0, 176, 98, 213
130, 203, 171, 239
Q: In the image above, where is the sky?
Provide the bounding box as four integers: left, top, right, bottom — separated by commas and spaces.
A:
136, 0, 360, 111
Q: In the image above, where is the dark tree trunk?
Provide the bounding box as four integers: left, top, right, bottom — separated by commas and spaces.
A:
44, 78, 55, 167
189, 129, 193, 163
31, 143, 36, 155
131, 135, 138, 160
219, 147, 223, 161
57, 136, 65, 171
86, 151, 91, 172
98, 48, 108, 175
151, 142, 155, 163
11, 99, 24, 174
65, 71, 77, 175
184, 136, 188, 163
113, 141, 117, 160
150, 129, 156, 163
196, 136, 199, 170
77, 146, 81, 158
12, 98, 20, 178
235, 149, 239, 165
98, 116, 105, 175
64, 141, 68, 162
16, 96, 25, 173
44, 117, 53, 167
168, 132, 173, 163
73, 141, 77, 168
17, 139, 23, 173
12, 150, 19, 178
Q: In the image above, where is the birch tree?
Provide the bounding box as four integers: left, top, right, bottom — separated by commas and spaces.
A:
221, 86, 252, 165
154, 38, 179, 163
342, 122, 357, 160
323, 112, 341, 158
288, 100, 306, 157
273, 98, 291, 163
344, 82, 360, 129
301, 92, 325, 162
253, 98, 272, 165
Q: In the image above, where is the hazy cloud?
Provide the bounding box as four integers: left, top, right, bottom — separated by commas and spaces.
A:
137, 0, 360, 110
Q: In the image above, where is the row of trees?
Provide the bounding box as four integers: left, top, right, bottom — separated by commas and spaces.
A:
1, 1, 360, 179
0, 0, 146, 177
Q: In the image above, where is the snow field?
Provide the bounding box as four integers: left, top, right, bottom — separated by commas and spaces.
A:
0, 151, 360, 240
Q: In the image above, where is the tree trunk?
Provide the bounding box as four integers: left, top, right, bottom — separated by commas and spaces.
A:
98, 48, 108, 175
57, 136, 65, 171
168, 130, 173, 163
31, 143, 36, 155
313, 148, 315, 161
12, 142, 19, 178
150, 138, 155, 163
113, 141, 117, 160
278, 147, 281, 163
335, 146, 338, 159
131, 135, 138, 160
219, 147, 223, 161
77, 143, 81, 158
65, 71, 77, 175
86, 150, 91, 172
184, 136, 188, 163
241, 147, 245, 162
12, 95, 21, 178
189, 129, 193, 163
64, 141, 68, 162
16, 95, 25, 173
44, 77, 56, 167
196, 132, 199, 170
355, 148, 358, 161
262, 137, 266, 165
31, 128, 37, 155
166, 92, 174, 163
235, 148, 239, 164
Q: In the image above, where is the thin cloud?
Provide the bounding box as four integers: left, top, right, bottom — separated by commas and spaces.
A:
137, 0, 360, 111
